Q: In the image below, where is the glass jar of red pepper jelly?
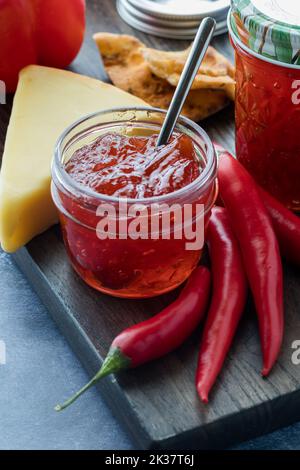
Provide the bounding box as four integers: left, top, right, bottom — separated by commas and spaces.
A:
51, 108, 218, 298
229, 0, 300, 211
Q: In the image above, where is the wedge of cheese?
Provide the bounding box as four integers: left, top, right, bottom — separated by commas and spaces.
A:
0, 65, 146, 252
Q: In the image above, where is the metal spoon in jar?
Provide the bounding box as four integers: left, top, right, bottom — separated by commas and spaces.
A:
156, 17, 216, 147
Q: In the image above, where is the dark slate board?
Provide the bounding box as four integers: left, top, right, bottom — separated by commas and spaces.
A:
2, 0, 300, 450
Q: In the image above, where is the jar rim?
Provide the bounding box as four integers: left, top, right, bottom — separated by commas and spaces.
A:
52, 106, 217, 206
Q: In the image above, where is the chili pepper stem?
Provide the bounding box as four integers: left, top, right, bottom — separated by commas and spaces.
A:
55, 347, 131, 411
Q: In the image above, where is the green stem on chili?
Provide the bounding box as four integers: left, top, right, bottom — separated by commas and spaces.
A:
55, 266, 211, 411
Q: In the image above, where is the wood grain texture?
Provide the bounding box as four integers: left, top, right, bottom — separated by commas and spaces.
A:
1, 0, 300, 449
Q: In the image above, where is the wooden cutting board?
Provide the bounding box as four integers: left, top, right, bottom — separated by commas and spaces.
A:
1, 0, 300, 449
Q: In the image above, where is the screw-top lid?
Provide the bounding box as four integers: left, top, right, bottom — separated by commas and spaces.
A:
230, 0, 300, 65
117, 0, 230, 40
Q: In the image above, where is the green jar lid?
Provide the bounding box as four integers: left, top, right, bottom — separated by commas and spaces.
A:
230, 0, 300, 66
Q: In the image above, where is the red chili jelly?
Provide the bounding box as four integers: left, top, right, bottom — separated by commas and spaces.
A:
52, 108, 217, 298
234, 41, 300, 211
229, 1, 300, 211
65, 133, 200, 198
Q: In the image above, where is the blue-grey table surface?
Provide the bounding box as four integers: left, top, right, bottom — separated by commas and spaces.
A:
1, 249, 300, 450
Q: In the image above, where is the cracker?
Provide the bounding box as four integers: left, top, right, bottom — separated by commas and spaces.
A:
140, 46, 236, 100
94, 33, 234, 120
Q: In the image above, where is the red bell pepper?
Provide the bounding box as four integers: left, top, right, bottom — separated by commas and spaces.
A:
0, 0, 86, 92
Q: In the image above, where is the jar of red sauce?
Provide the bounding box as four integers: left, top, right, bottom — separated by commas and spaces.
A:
51, 108, 218, 298
229, 0, 300, 211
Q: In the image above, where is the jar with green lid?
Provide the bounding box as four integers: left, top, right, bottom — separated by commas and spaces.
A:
228, 0, 300, 211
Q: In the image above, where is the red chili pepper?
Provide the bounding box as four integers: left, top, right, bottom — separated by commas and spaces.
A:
214, 143, 300, 265
55, 266, 211, 411
196, 207, 247, 403
216, 146, 284, 376
258, 187, 300, 266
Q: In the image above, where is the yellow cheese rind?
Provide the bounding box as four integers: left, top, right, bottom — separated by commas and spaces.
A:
0, 65, 146, 252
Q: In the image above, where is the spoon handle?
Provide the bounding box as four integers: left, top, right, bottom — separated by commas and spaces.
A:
156, 17, 216, 147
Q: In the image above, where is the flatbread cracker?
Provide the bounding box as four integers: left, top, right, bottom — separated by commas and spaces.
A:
141, 46, 236, 100
93, 33, 234, 121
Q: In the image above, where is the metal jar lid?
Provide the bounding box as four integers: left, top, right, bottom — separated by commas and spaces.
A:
229, 0, 300, 66
127, 0, 230, 20
117, 0, 230, 40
